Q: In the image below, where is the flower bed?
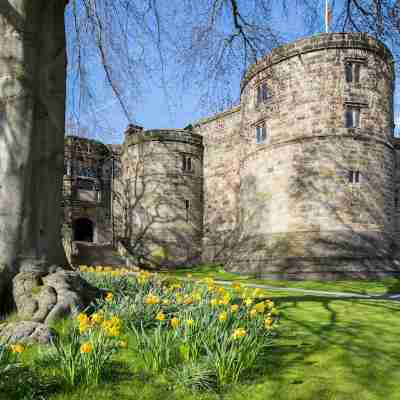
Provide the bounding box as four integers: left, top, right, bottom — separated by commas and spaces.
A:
79, 266, 279, 390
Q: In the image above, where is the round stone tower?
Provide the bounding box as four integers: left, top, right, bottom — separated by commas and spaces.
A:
120, 125, 203, 266
231, 32, 396, 279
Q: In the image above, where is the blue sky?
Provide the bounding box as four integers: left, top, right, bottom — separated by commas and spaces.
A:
65, 1, 400, 144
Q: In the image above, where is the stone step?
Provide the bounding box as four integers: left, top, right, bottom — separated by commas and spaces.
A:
72, 242, 126, 267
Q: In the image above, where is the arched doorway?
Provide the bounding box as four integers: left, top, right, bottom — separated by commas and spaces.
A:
73, 218, 94, 242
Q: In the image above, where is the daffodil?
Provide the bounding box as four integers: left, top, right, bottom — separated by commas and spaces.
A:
144, 294, 160, 305
264, 317, 274, 329
218, 293, 231, 305
218, 311, 228, 322
254, 302, 266, 313
102, 316, 122, 337
155, 311, 166, 321
210, 298, 218, 307
230, 304, 239, 313
186, 319, 194, 327
105, 292, 114, 302
171, 317, 179, 329
91, 312, 104, 324
244, 298, 253, 307
10, 344, 25, 354
249, 308, 258, 318
183, 295, 193, 305
232, 328, 247, 340
137, 270, 151, 284
80, 342, 93, 354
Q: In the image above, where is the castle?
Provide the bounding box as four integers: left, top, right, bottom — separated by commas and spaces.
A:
63, 32, 400, 279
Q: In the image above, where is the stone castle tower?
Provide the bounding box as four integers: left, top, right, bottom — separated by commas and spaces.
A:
64, 32, 400, 279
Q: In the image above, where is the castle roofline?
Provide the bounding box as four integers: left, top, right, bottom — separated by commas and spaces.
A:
65, 135, 111, 152
123, 128, 203, 148
192, 105, 241, 127
241, 32, 395, 94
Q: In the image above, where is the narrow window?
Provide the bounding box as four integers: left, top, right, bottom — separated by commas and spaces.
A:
256, 122, 267, 144
345, 63, 361, 83
182, 155, 193, 172
348, 170, 361, 184
354, 64, 361, 83
345, 63, 353, 83
185, 199, 190, 222
345, 108, 360, 128
256, 83, 270, 104
354, 170, 360, 183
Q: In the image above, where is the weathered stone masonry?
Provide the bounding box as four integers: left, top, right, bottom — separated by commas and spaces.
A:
64, 32, 400, 279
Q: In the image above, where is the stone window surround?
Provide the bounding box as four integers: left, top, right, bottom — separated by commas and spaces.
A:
344, 57, 367, 85
181, 153, 194, 173
348, 170, 361, 184
344, 101, 368, 129
254, 120, 268, 144
255, 80, 271, 107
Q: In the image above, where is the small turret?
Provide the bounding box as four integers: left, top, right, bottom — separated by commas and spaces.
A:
124, 124, 143, 138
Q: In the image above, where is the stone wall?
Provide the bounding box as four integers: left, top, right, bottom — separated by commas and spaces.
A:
194, 107, 242, 263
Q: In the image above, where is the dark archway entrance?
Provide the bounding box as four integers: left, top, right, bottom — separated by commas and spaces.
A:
73, 218, 94, 242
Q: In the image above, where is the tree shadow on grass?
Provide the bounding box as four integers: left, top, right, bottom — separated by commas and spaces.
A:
0, 365, 62, 400
240, 296, 400, 399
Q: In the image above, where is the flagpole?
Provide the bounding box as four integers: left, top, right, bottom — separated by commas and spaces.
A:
325, 0, 329, 33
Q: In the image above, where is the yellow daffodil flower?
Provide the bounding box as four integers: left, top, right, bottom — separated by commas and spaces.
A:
80, 342, 93, 354
144, 294, 160, 305
218, 311, 228, 322
230, 304, 239, 313
171, 317, 180, 329
231, 328, 247, 340
105, 292, 114, 302
10, 344, 25, 354
155, 311, 166, 321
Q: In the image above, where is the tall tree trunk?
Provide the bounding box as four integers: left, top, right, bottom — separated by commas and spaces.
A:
0, 0, 68, 310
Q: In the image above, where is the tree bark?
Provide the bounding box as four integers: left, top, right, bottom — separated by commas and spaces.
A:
0, 0, 68, 310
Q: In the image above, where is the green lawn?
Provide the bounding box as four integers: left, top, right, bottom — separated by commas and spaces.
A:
164, 264, 400, 296
2, 272, 400, 400
3, 297, 398, 400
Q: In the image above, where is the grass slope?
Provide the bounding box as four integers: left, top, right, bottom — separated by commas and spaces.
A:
166, 264, 400, 296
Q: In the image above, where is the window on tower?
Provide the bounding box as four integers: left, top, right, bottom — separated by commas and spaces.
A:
345, 62, 361, 83
182, 155, 193, 172
256, 82, 270, 105
345, 107, 360, 128
348, 170, 361, 184
185, 199, 190, 222
256, 122, 267, 144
